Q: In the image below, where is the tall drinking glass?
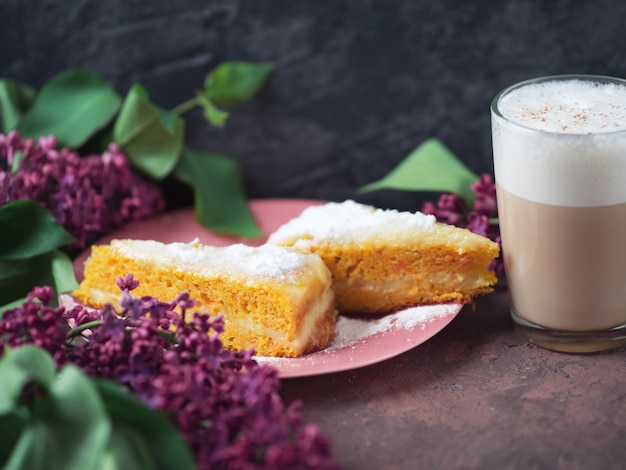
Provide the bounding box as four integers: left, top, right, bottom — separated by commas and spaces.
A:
491, 74, 626, 353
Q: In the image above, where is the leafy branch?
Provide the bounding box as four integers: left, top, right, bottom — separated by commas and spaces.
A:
0, 61, 274, 237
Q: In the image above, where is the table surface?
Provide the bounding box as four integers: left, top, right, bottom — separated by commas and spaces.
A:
281, 289, 626, 470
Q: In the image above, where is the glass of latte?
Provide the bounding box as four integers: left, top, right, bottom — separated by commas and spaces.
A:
491, 74, 626, 353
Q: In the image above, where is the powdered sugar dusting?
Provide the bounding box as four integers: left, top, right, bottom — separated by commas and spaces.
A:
112, 239, 316, 280
330, 303, 456, 349
255, 302, 462, 375
267, 199, 436, 245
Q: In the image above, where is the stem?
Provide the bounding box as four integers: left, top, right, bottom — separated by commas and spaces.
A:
171, 97, 201, 116
67, 319, 177, 343
158, 329, 177, 344
68, 320, 103, 338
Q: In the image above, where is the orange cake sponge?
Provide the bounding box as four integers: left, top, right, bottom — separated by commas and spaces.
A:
267, 200, 500, 314
73, 239, 337, 357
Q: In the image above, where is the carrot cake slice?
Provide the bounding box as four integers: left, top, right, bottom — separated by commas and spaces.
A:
267, 200, 500, 314
73, 239, 337, 357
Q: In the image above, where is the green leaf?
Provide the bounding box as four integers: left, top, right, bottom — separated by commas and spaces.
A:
49, 250, 79, 294
0, 258, 44, 307
6, 365, 112, 470
2, 423, 40, 470
0, 257, 40, 307
359, 138, 479, 206
0, 79, 36, 133
17, 69, 121, 148
113, 84, 184, 180
30, 365, 108, 470
0, 250, 78, 309
0, 350, 192, 470
0, 346, 56, 414
204, 61, 275, 106
0, 409, 29, 466
175, 148, 262, 238
95, 380, 195, 470
101, 424, 157, 470
0, 200, 75, 260
0, 258, 34, 281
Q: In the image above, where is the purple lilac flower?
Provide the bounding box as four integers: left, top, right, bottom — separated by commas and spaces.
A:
0, 286, 73, 365
0, 130, 165, 252
0, 277, 339, 469
471, 173, 498, 216
422, 173, 504, 277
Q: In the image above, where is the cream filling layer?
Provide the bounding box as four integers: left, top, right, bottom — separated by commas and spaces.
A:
227, 285, 336, 350
337, 270, 488, 295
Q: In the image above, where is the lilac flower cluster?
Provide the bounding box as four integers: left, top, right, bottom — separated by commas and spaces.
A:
0, 278, 339, 470
0, 286, 71, 364
422, 174, 504, 277
0, 131, 165, 252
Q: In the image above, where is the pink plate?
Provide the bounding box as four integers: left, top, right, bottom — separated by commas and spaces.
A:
73, 199, 463, 379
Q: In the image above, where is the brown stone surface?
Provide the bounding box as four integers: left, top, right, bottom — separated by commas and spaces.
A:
281, 290, 626, 469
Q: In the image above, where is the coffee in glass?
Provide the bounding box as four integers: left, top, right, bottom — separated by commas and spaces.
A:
491, 74, 626, 352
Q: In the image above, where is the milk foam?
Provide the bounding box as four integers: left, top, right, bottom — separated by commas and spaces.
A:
497, 79, 626, 134
492, 77, 626, 206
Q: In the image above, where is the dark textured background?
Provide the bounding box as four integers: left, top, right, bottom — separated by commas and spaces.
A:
3, 0, 626, 210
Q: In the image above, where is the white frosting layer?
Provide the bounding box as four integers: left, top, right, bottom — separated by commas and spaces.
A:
492, 78, 626, 206
111, 239, 314, 282
267, 200, 436, 245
